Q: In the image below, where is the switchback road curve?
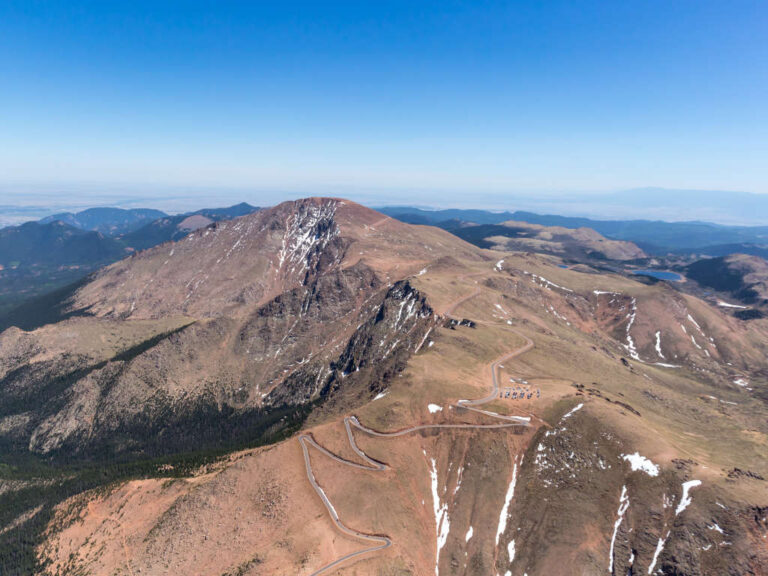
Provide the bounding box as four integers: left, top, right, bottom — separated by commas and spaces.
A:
300, 278, 535, 575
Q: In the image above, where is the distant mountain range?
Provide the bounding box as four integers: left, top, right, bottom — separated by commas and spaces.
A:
34, 203, 258, 237
39, 207, 167, 235
378, 206, 768, 256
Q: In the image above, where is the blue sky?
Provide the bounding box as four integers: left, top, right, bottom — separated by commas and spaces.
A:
0, 0, 766, 206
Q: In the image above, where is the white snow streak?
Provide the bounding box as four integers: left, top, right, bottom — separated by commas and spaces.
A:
654, 331, 665, 359
415, 327, 433, 353
625, 298, 640, 360
562, 403, 583, 420
648, 531, 670, 574
495, 458, 518, 545
454, 466, 464, 495
528, 272, 573, 292
687, 313, 702, 331
428, 404, 443, 414
429, 457, 450, 576
608, 485, 630, 573
717, 300, 747, 309
675, 480, 702, 516
465, 526, 473, 542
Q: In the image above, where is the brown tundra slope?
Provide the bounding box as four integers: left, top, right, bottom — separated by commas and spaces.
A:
482, 220, 647, 261
0, 198, 766, 575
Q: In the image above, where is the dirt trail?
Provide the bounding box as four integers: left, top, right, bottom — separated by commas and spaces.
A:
299, 271, 542, 575
84, 500, 136, 576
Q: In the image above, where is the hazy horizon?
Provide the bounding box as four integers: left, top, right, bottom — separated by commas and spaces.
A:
3, 186, 768, 228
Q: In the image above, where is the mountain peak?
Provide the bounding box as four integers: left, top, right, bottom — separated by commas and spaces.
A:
68, 197, 479, 320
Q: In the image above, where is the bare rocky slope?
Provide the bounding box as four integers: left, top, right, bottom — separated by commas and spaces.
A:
686, 253, 768, 313
0, 198, 766, 576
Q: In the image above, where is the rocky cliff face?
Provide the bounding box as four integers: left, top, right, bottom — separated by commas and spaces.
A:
266, 280, 436, 406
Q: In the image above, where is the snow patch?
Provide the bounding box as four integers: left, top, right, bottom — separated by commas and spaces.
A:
373, 390, 388, 401
465, 525, 473, 542
428, 404, 443, 414
622, 453, 659, 477
708, 523, 724, 534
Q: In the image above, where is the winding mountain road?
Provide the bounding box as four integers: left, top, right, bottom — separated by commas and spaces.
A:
299, 279, 536, 575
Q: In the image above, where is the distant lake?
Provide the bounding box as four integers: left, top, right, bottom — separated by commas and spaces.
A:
631, 269, 683, 282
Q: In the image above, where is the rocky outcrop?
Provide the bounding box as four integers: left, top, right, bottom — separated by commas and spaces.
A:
266, 280, 436, 406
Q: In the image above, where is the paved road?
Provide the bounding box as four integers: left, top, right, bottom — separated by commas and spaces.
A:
299, 276, 535, 576
299, 435, 392, 576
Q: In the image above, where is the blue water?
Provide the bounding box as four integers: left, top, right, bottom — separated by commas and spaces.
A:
631, 269, 682, 282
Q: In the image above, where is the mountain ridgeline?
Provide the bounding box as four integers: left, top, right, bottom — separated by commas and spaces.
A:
0, 198, 766, 576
